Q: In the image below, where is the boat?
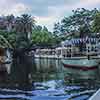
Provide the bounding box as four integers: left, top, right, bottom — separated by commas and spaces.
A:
62, 59, 99, 80
61, 38, 99, 80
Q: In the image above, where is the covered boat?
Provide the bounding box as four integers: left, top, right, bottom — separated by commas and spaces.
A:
62, 59, 99, 79
61, 37, 99, 80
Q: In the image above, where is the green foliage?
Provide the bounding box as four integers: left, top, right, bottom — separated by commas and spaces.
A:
0, 14, 35, 49
0, 14, 60, 48
1, 9, 99, 48
54, 8, 99, 38
53, 22, 61, 36
92, 12, 100, 33
15, 14, 35, 34
32, 26, 58, 47
15, 14, 35, 49
0, 30, 16, 48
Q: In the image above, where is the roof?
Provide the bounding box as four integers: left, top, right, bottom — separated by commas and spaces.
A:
61, 38, 99, 46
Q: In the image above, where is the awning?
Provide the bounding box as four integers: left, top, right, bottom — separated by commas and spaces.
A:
62, 38, 98, 46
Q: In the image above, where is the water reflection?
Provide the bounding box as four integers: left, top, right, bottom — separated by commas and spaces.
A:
0, 79, 96, 100
0, 58, 100, 100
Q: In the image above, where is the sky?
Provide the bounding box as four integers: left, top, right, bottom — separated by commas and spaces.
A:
0, 0, 100, 31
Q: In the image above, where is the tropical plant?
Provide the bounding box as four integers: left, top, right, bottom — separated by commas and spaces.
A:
10, 14, 35, 90
15, 14, 35, 38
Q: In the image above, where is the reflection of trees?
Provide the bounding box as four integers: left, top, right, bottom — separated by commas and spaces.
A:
65, 73, 81, 85
11, 49, 34, 90
64, 72, 98, 89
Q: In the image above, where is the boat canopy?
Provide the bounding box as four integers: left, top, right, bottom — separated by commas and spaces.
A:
61, 38, 98, 46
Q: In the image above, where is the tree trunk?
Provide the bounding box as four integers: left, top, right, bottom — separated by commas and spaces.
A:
10, 49, 35, 90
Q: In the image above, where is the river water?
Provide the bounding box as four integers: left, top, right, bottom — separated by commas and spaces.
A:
0, 57, 100, 100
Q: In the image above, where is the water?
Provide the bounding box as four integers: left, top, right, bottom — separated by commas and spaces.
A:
0, 58, 100, 100
0, 79, 96, 100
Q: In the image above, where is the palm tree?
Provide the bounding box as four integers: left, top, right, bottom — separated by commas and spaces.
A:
15, 14, 35, 40
11, 14, 35, 90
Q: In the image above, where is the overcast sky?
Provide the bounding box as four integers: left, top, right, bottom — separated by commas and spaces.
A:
0, 0, 100, 31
